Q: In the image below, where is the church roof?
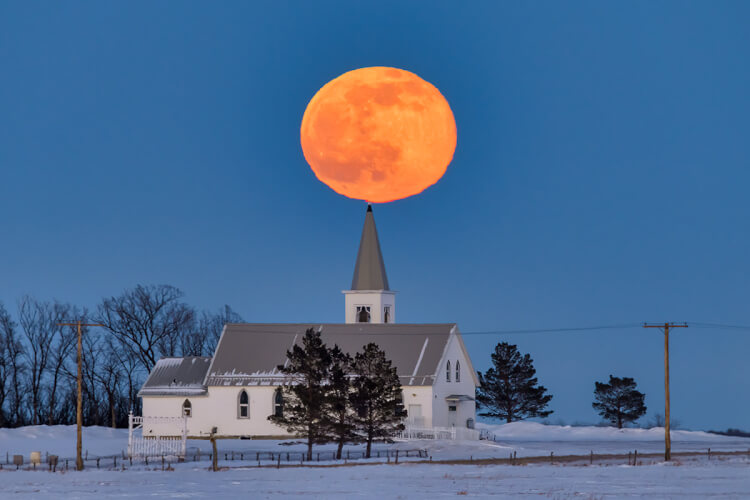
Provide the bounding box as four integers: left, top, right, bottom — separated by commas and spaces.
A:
138, 356, 211, 396
204, 323, 458, 387
351, 205, 390, 291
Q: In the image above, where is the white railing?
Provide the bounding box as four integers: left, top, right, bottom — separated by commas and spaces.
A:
129, 436, 184, 458
128, 412, 187, 458
397, 425, 480, 441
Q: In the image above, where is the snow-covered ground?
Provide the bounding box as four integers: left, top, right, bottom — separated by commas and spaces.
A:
2, 457, 750, 499
1, 424, 749, 499
2, 422, 748, 462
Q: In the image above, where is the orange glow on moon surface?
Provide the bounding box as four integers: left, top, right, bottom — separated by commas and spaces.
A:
301, 67, 457, 203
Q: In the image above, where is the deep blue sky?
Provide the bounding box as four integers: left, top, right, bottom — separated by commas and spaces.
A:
1, 1, 749, 430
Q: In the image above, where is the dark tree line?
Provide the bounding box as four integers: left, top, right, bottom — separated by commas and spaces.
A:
0, 285, 241, 428
476, 342, 649, 428
269, 329, 406, 459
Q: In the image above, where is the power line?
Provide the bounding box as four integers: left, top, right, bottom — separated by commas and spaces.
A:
689, 322, 750, 330
460, 324, 641, 336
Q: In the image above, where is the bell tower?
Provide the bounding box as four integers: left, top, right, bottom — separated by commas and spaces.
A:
343, 205, 396, 324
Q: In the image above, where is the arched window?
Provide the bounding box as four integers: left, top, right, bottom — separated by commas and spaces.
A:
356, 306, 371, 323
446, 360, 451, 382
273, 388, 284, 417
182, 399, 192, 418
238, 390, 249, 418
383, 306, 391, 323
455, 360, 461, 383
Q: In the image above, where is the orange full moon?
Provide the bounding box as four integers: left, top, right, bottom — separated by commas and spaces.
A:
301, 67, 457, 203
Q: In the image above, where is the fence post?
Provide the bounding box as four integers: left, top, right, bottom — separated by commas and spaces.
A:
550, 452, 553, 464
634, 450, 638, 466
708, 448, 711, 460
128, 411, 136, 459
276, 454, 280, 469
395, 450, 399, 464
96, 458, 100, 469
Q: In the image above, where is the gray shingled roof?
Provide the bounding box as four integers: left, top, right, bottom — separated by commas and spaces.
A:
205, 323, 457, 387
139, 357, 211, 396
351, 205, 390, 290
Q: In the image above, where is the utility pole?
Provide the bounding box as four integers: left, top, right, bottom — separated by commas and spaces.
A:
58, 320, 104, 471
643, 322, 688, 461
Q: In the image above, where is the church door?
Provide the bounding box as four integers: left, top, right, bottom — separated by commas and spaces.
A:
408, 404, 423, 427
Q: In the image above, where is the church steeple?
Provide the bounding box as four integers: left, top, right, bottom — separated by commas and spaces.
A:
351, 204, 390, 291
343, 205, 396, 324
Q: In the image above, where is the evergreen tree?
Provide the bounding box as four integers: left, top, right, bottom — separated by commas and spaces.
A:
592, 375, 647, 428
268, 328, 331, 460
476, 342, 553, 422
349, 343, 406, 458
322, 345, 354, 460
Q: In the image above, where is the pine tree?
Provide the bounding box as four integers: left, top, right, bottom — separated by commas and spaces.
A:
322, 345, 354, 460
268, 328, 331, 460
592, 375, 647, 428
349, 343, 406, 458
476, 342, 553, 423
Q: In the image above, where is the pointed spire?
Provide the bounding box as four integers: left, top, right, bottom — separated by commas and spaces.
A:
351, 204, 390, 290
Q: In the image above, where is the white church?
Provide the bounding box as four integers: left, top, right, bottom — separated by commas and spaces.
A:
138, 206, 478, 439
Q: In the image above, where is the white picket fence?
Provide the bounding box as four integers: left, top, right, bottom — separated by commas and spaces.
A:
397, 425, 480, 441
128, 413, 187, 458
128, 436, 184, 458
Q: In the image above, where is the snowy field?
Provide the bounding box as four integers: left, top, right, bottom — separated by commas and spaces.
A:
2, 457, 750, 499
1, 423, 749, 498
2, 422, 749, 462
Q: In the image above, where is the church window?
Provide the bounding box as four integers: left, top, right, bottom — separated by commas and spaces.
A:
356, 306, 371, 323
182, 399, 192, 418
446, 360, 451, 382
383, 306, 391, 323
455, 360, 460, 383
448, 405, 457, 412
273, 388, 284, 417
238, 390, 249, 418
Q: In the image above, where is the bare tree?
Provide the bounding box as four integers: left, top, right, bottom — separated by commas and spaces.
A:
18, 296, 68, 424
0, 302, 14, 426
46, 305, 79, 425
97, 285, 195, 372
95, 338, 124, 428
3, 309, 26, 426
109, 337, 144, 416
182, 305, 243, 356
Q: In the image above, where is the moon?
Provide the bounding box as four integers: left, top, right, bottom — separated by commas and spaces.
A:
301, 67, 457, 203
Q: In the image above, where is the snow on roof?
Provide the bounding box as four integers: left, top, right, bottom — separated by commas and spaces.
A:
205, 323, 458, 387
138, 356, 211, 397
